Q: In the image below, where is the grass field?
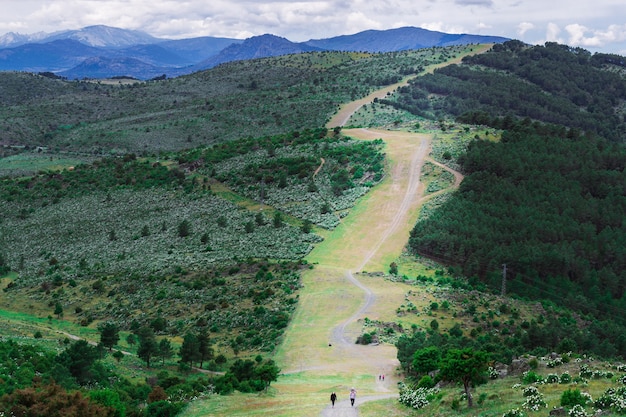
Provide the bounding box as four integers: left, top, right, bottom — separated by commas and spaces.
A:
0, 152, 94, 176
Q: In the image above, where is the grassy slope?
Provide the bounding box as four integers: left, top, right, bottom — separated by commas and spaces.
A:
0, 48, 464, 165
182, 47, 485, 417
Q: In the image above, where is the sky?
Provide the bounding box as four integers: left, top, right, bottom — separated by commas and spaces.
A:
1, 0, 626, 54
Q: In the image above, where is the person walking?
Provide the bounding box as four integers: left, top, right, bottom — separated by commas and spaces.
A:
349, 388, 356, 407
330, 392, 337, 408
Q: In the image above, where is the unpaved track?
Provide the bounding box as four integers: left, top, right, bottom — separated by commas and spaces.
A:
306, 129, 432, 416
185, 47, 481, 417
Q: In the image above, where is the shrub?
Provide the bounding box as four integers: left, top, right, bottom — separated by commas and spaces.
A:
502, 408, 525, 417
595, 386, 626, 413
522, 393, 546, 412
417, 375, 435, 389
568, 404, 589, 417
522, 371, 543, 384
547, 357, 563, 368
357, 333, 373, 345
144, 400, 184, 417
522, 386, 540, 397
398, 383, 440, 410
560, 372, 572, 384
579, 364, 593, 379
561, 389, 587, 408
545, 373, 559, 383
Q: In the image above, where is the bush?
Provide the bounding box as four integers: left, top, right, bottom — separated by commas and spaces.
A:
502, 408, 526, 417
144, 400, 184, 417
522, 371, 543, 384
545, 373, 559, 383
522, 393, 546, 412
357, 333, 373, 345
398, 383, 440, 410
417, 375, 435, 389
561, 389, 587, 408
568, 404, 589, 417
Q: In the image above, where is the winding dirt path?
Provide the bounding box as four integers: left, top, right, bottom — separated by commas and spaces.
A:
184, 46, 484, 417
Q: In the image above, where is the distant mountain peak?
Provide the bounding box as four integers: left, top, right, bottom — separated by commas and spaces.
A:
193, 33, 321, 70
45, 25, 160, 48
0, 25, 509, 79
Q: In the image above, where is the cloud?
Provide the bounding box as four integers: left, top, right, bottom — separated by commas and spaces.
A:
565, 23, 626, 48
545, 22, 563, 44
421, 21, 466, 34
1, 0, 626, 53
517, 22, 534, 37
454, 0, 493, 6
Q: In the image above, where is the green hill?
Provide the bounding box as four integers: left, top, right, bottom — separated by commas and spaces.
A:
0, 43, 625, 416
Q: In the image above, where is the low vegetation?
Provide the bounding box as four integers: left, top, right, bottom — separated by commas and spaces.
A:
0, 40, 625, 417
0, 47, 467, 162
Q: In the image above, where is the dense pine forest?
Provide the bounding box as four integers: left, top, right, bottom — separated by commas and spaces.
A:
398, 42, 626, 358
384, 41, 626, 142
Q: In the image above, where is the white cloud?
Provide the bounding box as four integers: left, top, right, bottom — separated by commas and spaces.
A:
421, 22, 466, 35
517, 22, 534, 37
0, 0, 626, 53
565, 23, 626, 48
545, 22, 563, 44
454, 0, 493, 6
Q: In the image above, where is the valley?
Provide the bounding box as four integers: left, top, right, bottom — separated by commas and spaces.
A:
1, 40, 625, 417
182, 48, 476, 416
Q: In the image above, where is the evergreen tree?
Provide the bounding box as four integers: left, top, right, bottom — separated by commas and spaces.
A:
438, 348, 490, 407
179, 333, 200, 369
255, 359, 281, 391
137, 327, 158, 368
99, 322, 120, 351
178, 219, 191, 237
158, 338, 174, 366
196, 332, 213, 368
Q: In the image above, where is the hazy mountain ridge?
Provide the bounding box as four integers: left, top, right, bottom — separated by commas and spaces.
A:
0, 25, 508, 79
304, 26, 508, 52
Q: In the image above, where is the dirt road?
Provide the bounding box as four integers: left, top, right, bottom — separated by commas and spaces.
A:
184, 48, 478, 417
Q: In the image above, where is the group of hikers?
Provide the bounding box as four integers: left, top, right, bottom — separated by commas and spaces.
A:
329, 388, 357, 408
329, 374, 388, 408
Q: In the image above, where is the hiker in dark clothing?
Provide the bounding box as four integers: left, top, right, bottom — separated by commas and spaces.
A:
330, 392, 337, 407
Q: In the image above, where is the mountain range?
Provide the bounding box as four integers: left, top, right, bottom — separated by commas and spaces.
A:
0, 25, 508, 79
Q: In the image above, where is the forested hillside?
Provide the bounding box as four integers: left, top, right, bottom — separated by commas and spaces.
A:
399, 42, 626, 357
385, 41, 626, 142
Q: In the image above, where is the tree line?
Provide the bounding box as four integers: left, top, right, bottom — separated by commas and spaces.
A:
382, 41, 626, 142
408, 119, 626, 358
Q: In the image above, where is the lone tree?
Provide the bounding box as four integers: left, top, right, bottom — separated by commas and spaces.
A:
255, 359, 281, 391
438, 348, 490, 407
99, 322, 120, 351
137, 327, 159, 368
179, 332, 200, 370
54, 302, 63, 318
178, 219, 191, 237
197, 332, 213, 369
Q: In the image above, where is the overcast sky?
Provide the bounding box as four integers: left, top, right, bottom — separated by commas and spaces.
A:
1, 0, 625, 54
